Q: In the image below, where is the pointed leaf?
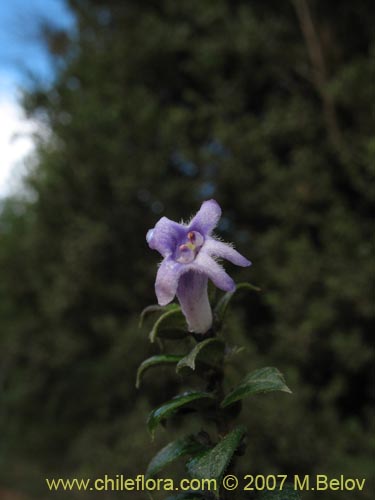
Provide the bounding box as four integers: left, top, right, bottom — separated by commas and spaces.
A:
221, 367, 292, 408
176, 338, 225, 373
139, 303, 180, 328
214, 282, 261, 325
186, 426, 246, 493
224, 345, 246, 363
136, 355, 183, 389
146, 435, 209, 478
149, 307, 187, 343
147, 392, 215, 436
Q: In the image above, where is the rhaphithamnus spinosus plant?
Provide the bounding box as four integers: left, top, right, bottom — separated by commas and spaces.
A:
138, 200, 295, 500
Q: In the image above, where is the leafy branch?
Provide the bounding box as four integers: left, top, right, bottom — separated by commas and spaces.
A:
137, 283, 296, 499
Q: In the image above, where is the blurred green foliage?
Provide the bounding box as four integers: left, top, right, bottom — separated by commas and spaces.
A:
0, 0, 373, 498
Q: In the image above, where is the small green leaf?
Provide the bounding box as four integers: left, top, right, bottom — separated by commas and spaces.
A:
186, 426, 246, 494
257, 483, 301, 499
221, 367, 292, 408
224, 345, 246, 363
147, 392, 215, 436
146, 435, 208, 478
139, 304, 178, 328
149, 307, 187, 343
214, 282, 261, 325
136, 355, 183, 389
176, 338, 225, 373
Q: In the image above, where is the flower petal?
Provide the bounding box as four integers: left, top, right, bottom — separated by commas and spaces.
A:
192, 251, 235, 292
155, 258, 185, 305
203, 238, 252, 267
177, 271, 212, 333
188, 199, 221, 235
147, 217, 185, 257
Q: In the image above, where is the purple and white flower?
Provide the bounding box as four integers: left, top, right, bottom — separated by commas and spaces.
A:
146, 199, 251, 334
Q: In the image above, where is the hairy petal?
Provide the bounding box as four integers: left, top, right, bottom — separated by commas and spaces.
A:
203, 238, 252, 267
155, 258, 185, 306
147, 217, 186, 257
177, 271, 212, 334
193, 251, 235, 292
188, 199, 221, 236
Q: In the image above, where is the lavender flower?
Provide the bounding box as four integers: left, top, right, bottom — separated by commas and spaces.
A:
146, 200, 251, 334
